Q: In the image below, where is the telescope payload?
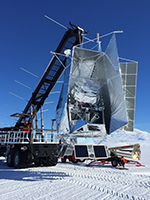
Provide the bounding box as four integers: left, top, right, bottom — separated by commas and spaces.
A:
56, 33, 129, 138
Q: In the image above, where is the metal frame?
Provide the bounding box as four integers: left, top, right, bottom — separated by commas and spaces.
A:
13, 26, 84, 129
0, 130, 59, 145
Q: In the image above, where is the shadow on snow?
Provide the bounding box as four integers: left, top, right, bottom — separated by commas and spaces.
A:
0, 158, 69, 182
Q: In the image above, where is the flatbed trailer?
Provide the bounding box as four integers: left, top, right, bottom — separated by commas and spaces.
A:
59, 143, 143, 168
0, 130, 59, 168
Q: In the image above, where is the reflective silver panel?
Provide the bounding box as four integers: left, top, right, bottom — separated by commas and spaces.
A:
56, 34, 128, 137
120, 62, 138, 131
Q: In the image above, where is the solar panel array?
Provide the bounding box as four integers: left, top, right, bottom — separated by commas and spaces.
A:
120, 62, 138, 131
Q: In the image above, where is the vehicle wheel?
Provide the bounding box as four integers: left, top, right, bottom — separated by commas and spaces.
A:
7, 150, 16, 167
34, 159, 41, 166
45, 156, 58, 166
51, 157, 58, 166
61, 157, 66, 163
111, 158, 118, 167
13, 150, 23, 169
71, 155, 78, 163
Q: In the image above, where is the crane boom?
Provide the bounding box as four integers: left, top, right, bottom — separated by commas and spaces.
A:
13, 26, 84, 129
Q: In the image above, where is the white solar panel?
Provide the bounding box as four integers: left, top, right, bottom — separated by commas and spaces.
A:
120, 62, 138, 131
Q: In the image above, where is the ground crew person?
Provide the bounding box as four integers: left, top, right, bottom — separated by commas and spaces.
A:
22, 121, 30, 139
120, 156, 127, 168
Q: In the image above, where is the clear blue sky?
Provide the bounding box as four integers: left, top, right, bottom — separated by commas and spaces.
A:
0, 0, 150, 133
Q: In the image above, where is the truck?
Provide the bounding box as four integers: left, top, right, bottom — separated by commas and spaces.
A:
0, 23, 85, 168
0, 128, 59, 168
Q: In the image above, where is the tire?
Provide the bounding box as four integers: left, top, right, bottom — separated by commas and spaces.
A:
34, 159, 41, 166
111, 158, 118, 167
13, 150, 23, 169
61, 157, 66, 163
72, 159, 78, 163
71, 155, 78, 163
44, 156, 58, 166
7, 150, 16, 167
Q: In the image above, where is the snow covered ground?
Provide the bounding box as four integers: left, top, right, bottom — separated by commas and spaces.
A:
0, 129, 150, 200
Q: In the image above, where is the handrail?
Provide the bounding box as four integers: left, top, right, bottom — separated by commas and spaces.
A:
0, 130, 58, 144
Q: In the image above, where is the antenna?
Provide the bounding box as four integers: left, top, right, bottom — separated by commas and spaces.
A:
37, 109, 49, 113
15, 80, 34, 91
113, 30, 123, 34
20, 67, 39, 78
44, 101, 54, 104
44, 15, 68, 30
0, 121, 11, 126
9, 92, 28, 102
4, 104, 23, 112
50, 91, 60, 94
0, 113, 17, 121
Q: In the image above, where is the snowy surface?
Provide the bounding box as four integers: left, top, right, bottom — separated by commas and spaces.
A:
0, 129, 150, 200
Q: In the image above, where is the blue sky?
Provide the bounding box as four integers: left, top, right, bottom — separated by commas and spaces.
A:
0, 0, 150, 133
